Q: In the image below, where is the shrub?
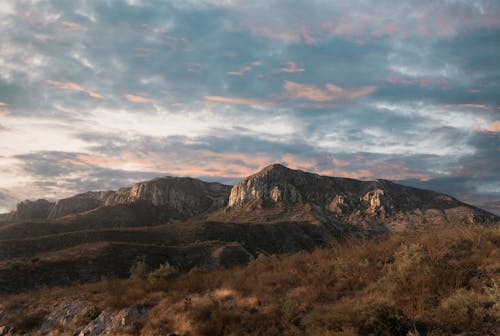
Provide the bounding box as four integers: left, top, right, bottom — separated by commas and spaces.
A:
147, 262, 179, 287
301, 302, 412, 336
73, 305, 100, 326
381, 243, 439, 316
435, 289, 497, 334
355, 303, 412, 336
129, 257, 149, 279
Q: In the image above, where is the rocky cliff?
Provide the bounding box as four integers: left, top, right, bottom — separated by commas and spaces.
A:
1, 177, 231, 222
225, 164, 499, 230
4, 199, 55, 221
48, 191, 114, 219
106, 177, 231, 217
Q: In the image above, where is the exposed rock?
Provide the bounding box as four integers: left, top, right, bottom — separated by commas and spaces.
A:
1, 177, 231, 221
106, 177, 231, 217
7, 199, 54, 221
48, 191, 114, 219
362, 189, 386, 216
39, 300, 92, 334
326, 195, 350, 215
225, 163, 499, 231
227, 164, 304, 209
0, 326, 10, 336
77, 305, 149, 336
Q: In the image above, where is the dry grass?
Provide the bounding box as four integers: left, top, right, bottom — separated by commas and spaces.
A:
1, 224, 499, 335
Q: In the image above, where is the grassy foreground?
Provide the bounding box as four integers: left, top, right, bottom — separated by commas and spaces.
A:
1, 224, 499, 335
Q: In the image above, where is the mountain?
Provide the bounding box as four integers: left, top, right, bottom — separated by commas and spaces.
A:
221, 163, 498, 231
0, 164, 497, 293
2, 177, 231, 222
1, 199, 55, 221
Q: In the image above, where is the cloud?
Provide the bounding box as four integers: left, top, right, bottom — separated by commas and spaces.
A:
45, 80, 104, 99
487, 121, 500, 133
283, 81, 376, 101
274, 62, 304, 73
60, 20, 81, 30
125, 94, 153, 103
204, 95, 276, 107
0, 0, 498, 217
0, 102, 8, 117
227, 60, 262, 76
442, 104, 489, 110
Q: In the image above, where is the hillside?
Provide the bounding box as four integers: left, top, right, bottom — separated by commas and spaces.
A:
0, 224, 498, 335
0, 164, 498, 295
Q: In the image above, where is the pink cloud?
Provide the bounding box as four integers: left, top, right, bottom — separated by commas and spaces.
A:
60, 20, 80, 30
487, 121, 500, 133
442, 103, 489, 110
283, 81, 376, 101
204, 96, 276, 107
125, 94, 153, 104
274, 62, 304, 73
45, 80, 104, 99
227, 60, 262, 76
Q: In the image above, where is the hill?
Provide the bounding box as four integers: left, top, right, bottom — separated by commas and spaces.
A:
0, 164, 498, 294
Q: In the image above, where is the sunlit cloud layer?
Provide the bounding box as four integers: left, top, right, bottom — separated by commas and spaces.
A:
0, 0, 499, 214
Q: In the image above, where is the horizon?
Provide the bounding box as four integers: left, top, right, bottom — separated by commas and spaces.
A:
1, 162, 492, 215
0, 1, 499, 215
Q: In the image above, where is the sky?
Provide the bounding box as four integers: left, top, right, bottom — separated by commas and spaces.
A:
0, 0, 499, 215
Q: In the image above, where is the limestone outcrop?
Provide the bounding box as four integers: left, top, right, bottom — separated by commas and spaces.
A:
6, 199, 54, 221
1, 177, 231, 221
224, 164, 498, 230
106, 177, 231, 217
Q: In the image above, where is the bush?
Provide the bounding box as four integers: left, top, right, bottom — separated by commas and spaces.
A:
355, 303, 412, 336
381, 243, 439, 316
73, 305, 100, 326
147, 262, 179, 287
129, 257, 149, 279
302, 302, 413, 336
435, 289, 497, 334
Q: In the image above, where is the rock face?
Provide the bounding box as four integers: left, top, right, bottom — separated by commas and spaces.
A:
228, 164, 303, 209
1, 177, 231, 221
48, 191, 114, 219
226, 164, 499, 231
6, 199, 55, 221
106, 177, 231, 217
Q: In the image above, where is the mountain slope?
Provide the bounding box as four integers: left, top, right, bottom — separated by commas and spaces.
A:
0, 163, 498, 293
219, 164, 498, 232
1, 177, 232, 222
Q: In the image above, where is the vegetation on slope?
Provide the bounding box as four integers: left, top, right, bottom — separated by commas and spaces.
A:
1, 224, 499, 335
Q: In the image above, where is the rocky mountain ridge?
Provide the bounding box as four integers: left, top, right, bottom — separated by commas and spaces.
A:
0, 163, 498, 294
223, 164, 498, 230
1, 177, 231, 222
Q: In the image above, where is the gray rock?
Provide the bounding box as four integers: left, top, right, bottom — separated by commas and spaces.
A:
77, 305, 149, 336
48, 191, 114, 219
7, 199, 54, 221
0, 326, 10, 336
39, 300, 92, 334
105, 177, 231, 217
